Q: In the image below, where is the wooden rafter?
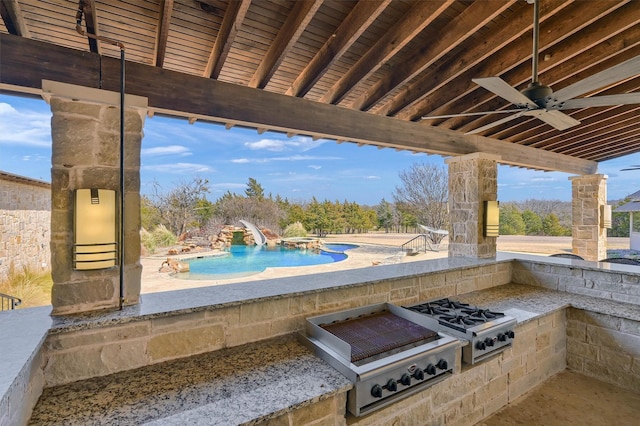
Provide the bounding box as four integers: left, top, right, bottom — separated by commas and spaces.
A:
451, 1, 636, 133
285, 0, 391, 97
0, 0, 30, 37
80, 0, 100, 54
248, 0, 323, 89
318, 0, 454, 105
350, 0, 517, 112
154, 0, 174, 67
0, 34, 597, 175
203, 0, 251, 79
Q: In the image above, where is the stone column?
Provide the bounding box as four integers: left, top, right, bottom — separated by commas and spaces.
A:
569, 174, 608, 261
446, 153, 500, 258
43, 81, 148, 315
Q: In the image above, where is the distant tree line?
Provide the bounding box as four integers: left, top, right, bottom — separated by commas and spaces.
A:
141, 163, 449, 239
140, 162, 637, 241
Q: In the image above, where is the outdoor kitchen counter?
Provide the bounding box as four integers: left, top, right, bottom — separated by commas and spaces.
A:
452, 283, 640, 324
28, 334, 352, 425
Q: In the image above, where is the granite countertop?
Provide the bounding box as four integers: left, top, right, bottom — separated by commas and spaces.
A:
453, 283, 640, 324
28, 335, 352, 426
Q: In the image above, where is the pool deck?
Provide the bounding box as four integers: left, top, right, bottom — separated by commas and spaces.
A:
140, 240, 448, 293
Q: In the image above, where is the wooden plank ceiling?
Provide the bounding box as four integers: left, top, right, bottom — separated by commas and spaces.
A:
1, 0, 639, 165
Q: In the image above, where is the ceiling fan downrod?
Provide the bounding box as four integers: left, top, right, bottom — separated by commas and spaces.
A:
521, 0, 552, 106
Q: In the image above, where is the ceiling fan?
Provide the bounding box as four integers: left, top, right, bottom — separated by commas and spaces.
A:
421, 0, 640, 135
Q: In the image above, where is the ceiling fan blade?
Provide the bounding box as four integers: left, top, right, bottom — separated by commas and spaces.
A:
421, 108, 525, 120
524, 109, 580, 130
550, 55, 640, 104
472, 77, 538, 108
557, 93, 640, 110
465, 111, 526, 135
621, 167, 640, 171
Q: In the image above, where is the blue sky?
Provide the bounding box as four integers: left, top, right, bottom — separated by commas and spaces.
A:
1, 93, 639, 205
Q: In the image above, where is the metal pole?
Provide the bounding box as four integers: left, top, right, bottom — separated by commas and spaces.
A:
119, 47, 125, 310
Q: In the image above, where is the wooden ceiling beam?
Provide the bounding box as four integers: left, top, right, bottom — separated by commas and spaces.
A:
454, 6, 639, 134
350, 0, 516, 112
0, 33, 597, 175
203, 0, 250, 79
376, 0, 570, 118
554, 118, 640, 156
80, 0, 100, 54
154, 0, 174, 67
318, 0, 454, 105
579, 132, 640, 160
395, 0, 625, 121
0, 0, 30, 37
248, 0, 322, 89
285, 0, 390, 97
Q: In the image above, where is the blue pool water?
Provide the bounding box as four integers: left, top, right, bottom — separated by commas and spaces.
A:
179, 243, 357, 280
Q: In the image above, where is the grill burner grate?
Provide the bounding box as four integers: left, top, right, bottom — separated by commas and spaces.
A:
320, 310, 438, 362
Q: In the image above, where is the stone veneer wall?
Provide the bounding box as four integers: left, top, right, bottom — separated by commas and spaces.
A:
0, 174, 51, 281
47, 84, 147, 314
566, 308, 640, 393
446, 153, 499, 259
41, 263, 512, 387
569, 174, 608, 261
7, 260, 640, 425
511, 260, 640, 304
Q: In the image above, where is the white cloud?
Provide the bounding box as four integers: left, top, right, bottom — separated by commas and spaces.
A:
230, 155, 341, 164
244, 136, 326, 152
0, 102, 51, 148
143, 163, 213, 174
308, 165, 322, 170
363, 175, 381, 180
141, 145, 191, 156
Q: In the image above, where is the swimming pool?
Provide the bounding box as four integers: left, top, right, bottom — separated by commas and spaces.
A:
178, 243, 358, 280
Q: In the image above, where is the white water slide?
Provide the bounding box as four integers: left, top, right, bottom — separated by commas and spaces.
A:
239, 220, 267, 246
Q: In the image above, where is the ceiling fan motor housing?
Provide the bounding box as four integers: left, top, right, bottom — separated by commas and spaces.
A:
521, 81, 553, 107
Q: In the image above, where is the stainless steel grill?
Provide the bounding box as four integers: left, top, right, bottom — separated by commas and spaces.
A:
301, 303, 459, 417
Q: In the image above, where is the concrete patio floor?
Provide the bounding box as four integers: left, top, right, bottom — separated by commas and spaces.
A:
477, 370, 640, 426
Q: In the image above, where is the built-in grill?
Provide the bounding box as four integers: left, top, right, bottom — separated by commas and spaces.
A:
404, 298, 516, 365
301, 303, 459, 417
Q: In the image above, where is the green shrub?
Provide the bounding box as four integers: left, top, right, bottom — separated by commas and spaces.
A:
141, 225, 178, 254
282, 221, 308, 238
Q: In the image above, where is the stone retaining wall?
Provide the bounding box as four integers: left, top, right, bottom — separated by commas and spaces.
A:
0, 172, 51, 281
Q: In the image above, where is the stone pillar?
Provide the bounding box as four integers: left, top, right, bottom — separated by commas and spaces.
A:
446, 153, 500, 258
43, 81, 148, 315
569, 174, 608, 261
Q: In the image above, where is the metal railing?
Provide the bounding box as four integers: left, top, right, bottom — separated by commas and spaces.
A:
401, 235, 428, 254
0, 292, 22, 311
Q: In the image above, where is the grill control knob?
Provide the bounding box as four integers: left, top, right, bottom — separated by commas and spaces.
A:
413, 368, 425, 381
386, 379, 398, 392
400, 373, 412, 386
371, 384, 383, 398
426, 363, 437, 375
436, 359, 448, 370
476, 340, 487, 350
507, 330, 515, 339
497, 333, 507, 342
484, 338, 495, 347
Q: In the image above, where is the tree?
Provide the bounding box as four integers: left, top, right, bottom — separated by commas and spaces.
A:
152, 177, 210, 236
245, 177, 265, 200
393, 163, 448, 241
141, 195, 163, 230
542, 213, 570, 236
499, 204, 525, 235
521, 209, 543, 235
376, 199, 394, 232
